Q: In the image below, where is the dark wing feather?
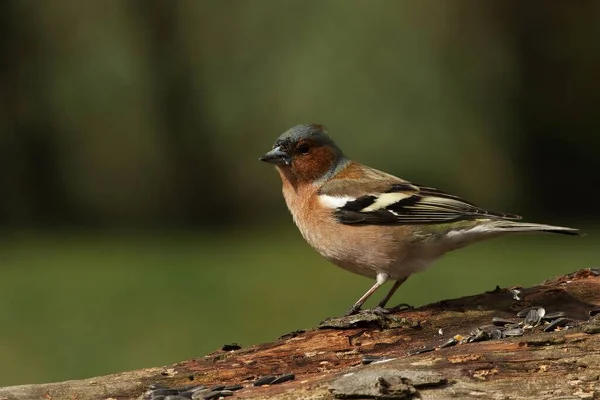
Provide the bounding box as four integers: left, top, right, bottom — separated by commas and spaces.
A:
327, 181, 521, 226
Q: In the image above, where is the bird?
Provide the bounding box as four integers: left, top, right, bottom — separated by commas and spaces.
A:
259, 124, 581, 316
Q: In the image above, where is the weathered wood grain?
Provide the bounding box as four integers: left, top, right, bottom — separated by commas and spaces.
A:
1, 269, 599, 400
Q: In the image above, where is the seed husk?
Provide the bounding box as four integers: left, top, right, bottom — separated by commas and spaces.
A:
517, 306, 543, 318
253, 375, 277, 386
469, 329, 490, 342
502, 327, 525, 337
544, 317, 570, 332
490, 328, 503, 340
189, 389, 213, 400
190, 390, 211, 400
197, 391, 221, 400
524, 309, 542, 328
541, 311, 566, 321
271, 374, 295, 385
439, 338, 457, 348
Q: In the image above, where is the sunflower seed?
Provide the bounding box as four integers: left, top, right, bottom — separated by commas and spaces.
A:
197, 391, 221, 400
517, 306, 543, 318
490, 329, 503, 340
502, 327, 525, 337
524, 309, 543, 328
271, 374, 295, 385
152, 396, 166, 400
253, 375, 277, 386
589, 309, 600, 317
544, 317, 570, 332
179, 388, 208, 399
439, 338, 457, 348
190, 390, 211, 400
210, 385, 225, 391
492, 317, 519, 327
164, 396, 191, 400
224, 384, 243, 391
217, 390, 234, 397
541, 311, 566, 321
177, 385, 205, 393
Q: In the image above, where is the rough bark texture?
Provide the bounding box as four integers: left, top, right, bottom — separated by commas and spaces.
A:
2, 269, 600, 400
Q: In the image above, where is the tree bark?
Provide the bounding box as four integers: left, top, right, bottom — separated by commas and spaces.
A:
1, 269, 600, 400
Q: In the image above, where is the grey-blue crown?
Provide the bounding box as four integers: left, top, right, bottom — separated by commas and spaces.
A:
274, 124, 336, 148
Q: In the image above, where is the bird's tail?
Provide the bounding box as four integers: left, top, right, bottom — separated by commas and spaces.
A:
491, 221, 582, 236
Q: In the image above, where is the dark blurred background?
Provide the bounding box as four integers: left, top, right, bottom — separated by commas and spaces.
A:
0, 0, 598, 386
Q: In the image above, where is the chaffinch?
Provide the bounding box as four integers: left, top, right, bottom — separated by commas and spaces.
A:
260, 124, 581, 316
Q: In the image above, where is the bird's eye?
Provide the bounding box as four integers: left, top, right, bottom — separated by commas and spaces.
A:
297, 143, 310, 154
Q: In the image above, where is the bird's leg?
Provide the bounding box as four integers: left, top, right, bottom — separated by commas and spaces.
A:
377, 276, 408, 308
345, 272, 388, 316
373, 276, 412, 314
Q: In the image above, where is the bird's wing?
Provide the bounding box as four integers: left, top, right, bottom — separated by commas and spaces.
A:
318, 164, 521, 225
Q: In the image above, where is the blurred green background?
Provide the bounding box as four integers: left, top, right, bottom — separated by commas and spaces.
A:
0, 0, 598, 387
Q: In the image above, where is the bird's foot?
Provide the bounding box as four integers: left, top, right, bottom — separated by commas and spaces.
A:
345, 306, 392, 317
365, 303, 414, 315
344, 303, 413, 317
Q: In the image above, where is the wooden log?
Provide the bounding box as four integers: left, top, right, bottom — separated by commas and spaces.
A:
1, 269, 600, 400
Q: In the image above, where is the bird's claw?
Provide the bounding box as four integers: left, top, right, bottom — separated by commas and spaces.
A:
386, 303, 414, 312
372, 306, 391, 315
344, 306, 361, 316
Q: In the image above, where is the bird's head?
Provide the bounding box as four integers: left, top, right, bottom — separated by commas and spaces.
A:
259, 124, 347, 184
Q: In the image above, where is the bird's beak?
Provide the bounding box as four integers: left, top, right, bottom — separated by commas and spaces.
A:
259, 146, 291, 166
